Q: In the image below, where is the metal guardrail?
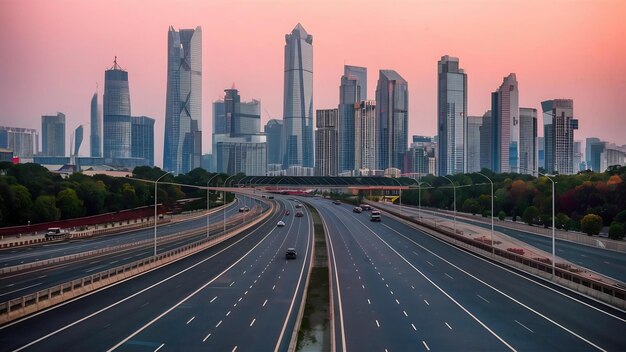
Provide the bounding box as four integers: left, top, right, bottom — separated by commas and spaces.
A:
0, 201, 274, 324
368, 201, 626, 309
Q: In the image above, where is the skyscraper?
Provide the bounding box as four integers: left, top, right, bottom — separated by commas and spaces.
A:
103, 58, 131, 159
376, 70, 408, 171
542, 99, 578, 175
573, 140, 583, 172
164, 26, 202, 174
339, 65, 367, 174
586, 137, 602, 171
315, 109, 339, 176
41, 113, 65, 157
0, 126, 38, 157
491, 73, 519, 173
131, 116, 155, 166
282, 23, 313, 169
437, 55, 467, 176
519, 107, 538, 175
466, 116, 482, 173
73, 125, 83, 156
356, 100, 377, 172
213, 88, 266, 176
264, 119, 283, 166
479, 110, 492, 172
90, 92, 102, 157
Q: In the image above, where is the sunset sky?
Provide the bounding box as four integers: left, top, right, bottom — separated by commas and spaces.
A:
1, 0, 625, 166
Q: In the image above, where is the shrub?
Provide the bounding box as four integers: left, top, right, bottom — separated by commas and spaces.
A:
498, 211, 506, 221
522, 206, 539, 226
608, 222, 625, 240
581, 214, 603, 236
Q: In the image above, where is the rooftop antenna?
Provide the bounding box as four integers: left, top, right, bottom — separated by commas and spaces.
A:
111, 56, 123, 70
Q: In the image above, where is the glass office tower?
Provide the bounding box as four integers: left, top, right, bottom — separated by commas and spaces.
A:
42, 113, 66, 157
282, 23, 313, 168
376, 70, 408, 171
90, 92, 102, 157
437, 55, 467, 176
339, 65, 367, 175
103, 59, 131, 159
164, 26, 202, 174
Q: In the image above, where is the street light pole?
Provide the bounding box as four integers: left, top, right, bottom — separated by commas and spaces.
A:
206, 174, 219, 238
390, 177, 403, 215
442, 175, 456, 234
154, 171, 171, 257
476, 172, 494, 255
223, 175, 236, 235
417, 181, 432, 222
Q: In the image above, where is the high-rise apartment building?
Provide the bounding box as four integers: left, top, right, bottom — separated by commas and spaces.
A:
282, 23, 313, 169
42, 113, 66, 157
164, 26, 202, 174
406, 136, 436, 176
339, 65, 366, 174
264, 119, 283, 166
519, 107, 537, 175
437, 55, 467, 176
573, 140, 583, 173
586, 137, 602, 171
90, 92, 102, 157
356, 100, 377, 172
131, 116, 155, 166
0, 126, 38, 157
103, 59, 131, 159
376, 70, 408, 171
314, 109, 339, 176
542, 99, 578, 175
491, 73, 519, 173
467, 116, 482, 173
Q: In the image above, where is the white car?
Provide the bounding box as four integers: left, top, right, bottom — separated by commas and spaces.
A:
277, 221, 286, 227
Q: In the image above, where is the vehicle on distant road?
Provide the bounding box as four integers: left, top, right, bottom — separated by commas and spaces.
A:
295, 203, 303, 208
277, 221, 286, 227
353, 207, 362, 213
371, 210, 381, 216
285, 210, 290, 216
239, 206, 250, 212
295, 211, 304, 217
268, 196, 274, 199
45, 227, 67, 239
360, 204, 372, 211
332, 200, 341, 205
286, 248, 297, 259
370, 214, 382, 222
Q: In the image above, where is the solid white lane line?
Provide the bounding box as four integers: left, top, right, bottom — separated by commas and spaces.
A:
250, 318, 256, 327
375, 320, 380, 327
154, 343, 164, 352
210, 296, 218, 303
412, 323, 417, 331
514, 320, 535, 333
422, 340, 431, 351
244, 290, 248, 295
263, 299, 268, 307
360, 224, 516, 351
203, 333, 211, 342
0, 283, 43, 297
322, 214, 347, 352
395, 299, 400, 305
445, 322, 452, 330
226, 311, 231, 316
238, 297, 242, 302
186, 316, 195, 324
403, 311, 408, 317
382, 224, 607, 351
477, 294, 490, 303
216, 320, 222, 327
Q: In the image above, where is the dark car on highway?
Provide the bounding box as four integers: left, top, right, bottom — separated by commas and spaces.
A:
286, 248, 297, 259
295, 211, 304, 217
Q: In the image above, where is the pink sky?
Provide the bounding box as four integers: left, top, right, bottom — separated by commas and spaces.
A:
1, 0, 625, 166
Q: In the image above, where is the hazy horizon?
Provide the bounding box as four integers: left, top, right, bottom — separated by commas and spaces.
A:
1, 0, 625, 167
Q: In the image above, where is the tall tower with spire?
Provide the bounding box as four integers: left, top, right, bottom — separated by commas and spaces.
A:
103, 57, 132, 159
282, 23, 314, 169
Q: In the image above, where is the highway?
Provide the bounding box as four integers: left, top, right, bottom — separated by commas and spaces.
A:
0, 197, 263, 302
312, 198, 626, 351
0, 198, 313, 352
392, 204, 626, 283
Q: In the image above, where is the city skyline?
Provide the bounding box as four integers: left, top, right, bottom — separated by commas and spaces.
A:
1, 0, 625, 168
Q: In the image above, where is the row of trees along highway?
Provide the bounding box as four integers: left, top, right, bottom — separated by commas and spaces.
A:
0, 162, 238, 227
386, 166, 626, 240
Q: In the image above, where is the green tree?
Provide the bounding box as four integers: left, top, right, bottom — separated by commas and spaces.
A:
581, 214, 603, 236
122, 183, 138, 209
608, 222, 625, 240
462, 198, 480, 215
556, 213, 571, 231
498, 211, 506, 221
522, 206, 539, 226
56, 188, 85, 219
10, 184, 33, 224
33, 195, 61, 222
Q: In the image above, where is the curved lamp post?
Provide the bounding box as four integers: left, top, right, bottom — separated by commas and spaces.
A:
441, 175, 457, 234
154, 171, 172, 257
417, 181, 432, 221
206, 173, 220, 238
475, 172, 494, 255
